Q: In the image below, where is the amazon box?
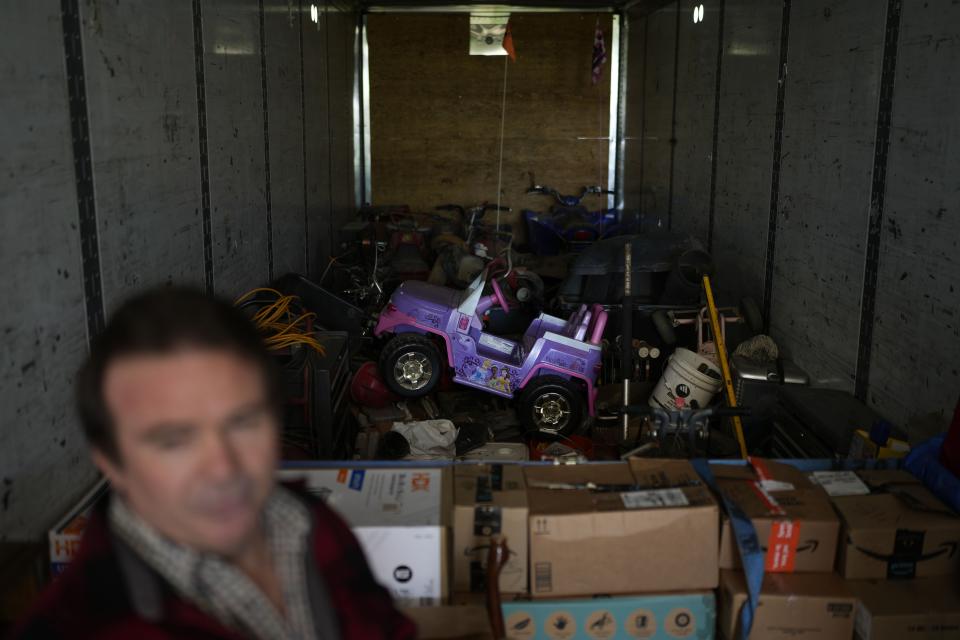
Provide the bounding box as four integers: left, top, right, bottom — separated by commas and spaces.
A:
848, 576, 960, 640
713, 459, 840, 573
525, 461, 719, 597
452, 464, 529, 594
828, 470, 960, 579
719, 570, 856, 640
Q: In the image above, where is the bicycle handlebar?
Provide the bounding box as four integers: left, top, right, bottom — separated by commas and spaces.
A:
527, 184, 614, 206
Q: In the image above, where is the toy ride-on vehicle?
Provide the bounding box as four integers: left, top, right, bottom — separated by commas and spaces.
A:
373, 273, 608, 438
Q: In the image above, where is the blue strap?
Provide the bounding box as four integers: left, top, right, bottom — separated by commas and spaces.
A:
692, 459, 765, 640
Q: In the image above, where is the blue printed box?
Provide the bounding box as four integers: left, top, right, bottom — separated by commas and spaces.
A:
501, 592, 715, 640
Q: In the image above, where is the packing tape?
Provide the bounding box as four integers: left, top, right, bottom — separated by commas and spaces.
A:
750, 480, 787, 516
475, 476, 493, 503
693, 459, 764, 640
491, 464, 503, 491
473, 505, 502, 536
765, 520, 800, 573
747, 456, 774, 482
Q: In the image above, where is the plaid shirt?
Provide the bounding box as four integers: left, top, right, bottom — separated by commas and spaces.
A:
109, 487, 324, 640
12, 485, 417, 640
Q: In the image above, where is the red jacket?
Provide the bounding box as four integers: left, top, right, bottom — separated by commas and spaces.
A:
10, 489, 417, 639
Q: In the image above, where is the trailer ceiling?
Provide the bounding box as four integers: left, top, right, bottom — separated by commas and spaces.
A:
361, 0, 674, 12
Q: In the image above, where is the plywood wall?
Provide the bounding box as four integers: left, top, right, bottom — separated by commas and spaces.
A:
368, 12, 613, 224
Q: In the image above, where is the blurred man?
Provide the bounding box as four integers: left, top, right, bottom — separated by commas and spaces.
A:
14, 288, 415, 639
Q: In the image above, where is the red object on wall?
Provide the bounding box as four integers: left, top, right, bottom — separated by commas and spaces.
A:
941, 395, 960, 477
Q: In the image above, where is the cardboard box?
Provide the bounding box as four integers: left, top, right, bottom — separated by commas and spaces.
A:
453, 464, 529, 594
525, 461, 719, 597
49, 479, 109, 576
403, 604, 494, 639
713, 460, 840, 573
278, 466, 452, 604
502, 592, 716, 640
718, 570, 856, 640
829, 470, 960, 579
277, 466, 450, 526
848, 576, 960, 640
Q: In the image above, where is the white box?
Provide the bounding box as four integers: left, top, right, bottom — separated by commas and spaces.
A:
278, 466, 452, 604
354, 526, 447, 607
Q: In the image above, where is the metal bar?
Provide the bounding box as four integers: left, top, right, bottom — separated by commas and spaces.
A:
299, 0, 310, 271
607, 13, 621, 210
61, 0, 104, 340
665, 0, 679, 230
622, 0, 675, 12
366, 4, 616, 13
761, 0, 791, 330
622, 241, 633, 441
706, 0, 725, 253
703, 275, 748, 458
353, 14, 364, 207
323, 2, 336, 259
636, 16, 649, 218
855, 0, 903, 401
192, 0, 215, 294
615, 11, 629, 215
362, 14, 372, 203
259, 0, 275, 281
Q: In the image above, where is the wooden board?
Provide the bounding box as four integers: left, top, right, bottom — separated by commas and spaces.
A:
368, 12, 613, 228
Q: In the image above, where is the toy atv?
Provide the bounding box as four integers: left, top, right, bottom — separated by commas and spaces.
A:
374, 274, 607, 438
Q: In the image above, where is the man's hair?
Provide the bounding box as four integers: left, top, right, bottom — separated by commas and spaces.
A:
76, 286, 280, 463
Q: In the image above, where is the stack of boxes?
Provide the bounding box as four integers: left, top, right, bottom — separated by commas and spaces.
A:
711, 459, 855, 640
504, 460, 720, 639
712, 461, 960, 640
819, 469, 960, 640
47, 461, 960, 640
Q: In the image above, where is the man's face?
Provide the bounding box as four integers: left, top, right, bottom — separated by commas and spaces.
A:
95, 348, 279, 557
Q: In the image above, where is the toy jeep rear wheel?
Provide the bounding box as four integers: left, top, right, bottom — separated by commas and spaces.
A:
379, 334, 442, 398
518, 375, 584, 439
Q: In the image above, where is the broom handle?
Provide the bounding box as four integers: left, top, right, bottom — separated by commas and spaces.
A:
702, 275, 749, 459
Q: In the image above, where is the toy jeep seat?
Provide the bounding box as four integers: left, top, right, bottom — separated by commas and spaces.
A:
519, 304, 606, 353
586, 303, 608, 345
564, 304, 589, 339
567, 304, 608, 345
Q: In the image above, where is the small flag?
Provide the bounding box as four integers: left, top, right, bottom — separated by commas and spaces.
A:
503, 21, 516, 61
591, 19, 606, 85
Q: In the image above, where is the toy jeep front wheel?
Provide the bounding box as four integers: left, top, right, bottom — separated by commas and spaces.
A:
379, 334, 442, 398
518, 375, 584, 439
